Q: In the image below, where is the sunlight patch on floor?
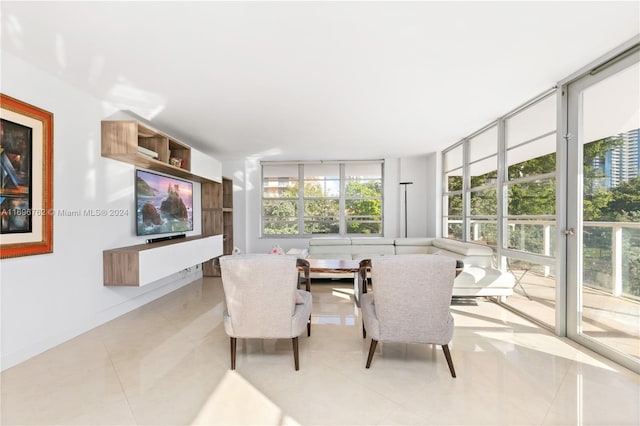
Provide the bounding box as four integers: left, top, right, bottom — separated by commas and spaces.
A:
190, 370, 299, 426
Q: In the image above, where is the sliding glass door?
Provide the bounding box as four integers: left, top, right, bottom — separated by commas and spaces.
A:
566, 48, 640, 373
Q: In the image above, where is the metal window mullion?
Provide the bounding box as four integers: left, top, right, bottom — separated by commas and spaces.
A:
380, 161, 385, 235
506, 172, 557, 185
339, 163, 346, 235
497, 117, 507, 268
298, 164, 304, 236
441, 150, 448, 237
463, 138, 470, 241
506, 214, 556, 220
261, 165, 266, 235
469, 183, 498, 192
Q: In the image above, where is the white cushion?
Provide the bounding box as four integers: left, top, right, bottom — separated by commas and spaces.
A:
454, 266, 515, 288
350, 245, 395, 255
350, 237, 395, 245
393, 238, 434, 246
309, 238, 351, 246
394, 246, 434, 254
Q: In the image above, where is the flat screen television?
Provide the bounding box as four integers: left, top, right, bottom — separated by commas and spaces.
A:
135, 169, 193, 236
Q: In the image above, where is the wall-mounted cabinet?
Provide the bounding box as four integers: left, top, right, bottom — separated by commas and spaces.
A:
201, 180, 223, 276
203, 176, 234, 276
104, 235, 223, 286
101, 120, 221, 183
101, 119, 225, 286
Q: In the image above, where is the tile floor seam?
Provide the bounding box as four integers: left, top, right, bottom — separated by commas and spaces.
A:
104, 339, 140, 426
535, 352, 576, 426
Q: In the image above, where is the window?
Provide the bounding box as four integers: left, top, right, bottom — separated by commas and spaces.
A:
505, 93, 557, 256
262, 161, 383, 237
441, 89, 558, 329
262, 164, 299, 235
442, 144, 463, 239
344, 162, 383, 234
468, 124, 498, 245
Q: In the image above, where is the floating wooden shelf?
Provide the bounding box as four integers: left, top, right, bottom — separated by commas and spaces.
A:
101, 120, 219, 183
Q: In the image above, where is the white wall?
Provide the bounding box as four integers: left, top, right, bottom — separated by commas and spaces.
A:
399, 156, 429, 238
0, 52, 204, 370
425, 152, 442, 237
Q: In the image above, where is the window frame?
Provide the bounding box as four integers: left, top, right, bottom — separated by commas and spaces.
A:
261, 161, 384, 237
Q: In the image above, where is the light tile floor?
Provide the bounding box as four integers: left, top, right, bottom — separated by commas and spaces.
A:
1, 277, 639, 425
502, 270, 640, 359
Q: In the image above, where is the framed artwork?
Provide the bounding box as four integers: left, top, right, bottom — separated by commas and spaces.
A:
0, 94, 53, 258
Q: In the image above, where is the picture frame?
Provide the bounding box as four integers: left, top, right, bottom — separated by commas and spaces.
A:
0, 94, 54, 258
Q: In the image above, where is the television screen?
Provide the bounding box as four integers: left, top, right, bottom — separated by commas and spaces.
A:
135, 169, 193, 236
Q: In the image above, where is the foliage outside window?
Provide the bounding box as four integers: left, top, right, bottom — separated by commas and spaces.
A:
504, 94, 557, 257
262, 161, 383, 237
442, 92, 558, 256
443, 145, 463, 239
468, 125, 498, 245
263, 164, 299, 235
582, 132, 640, 297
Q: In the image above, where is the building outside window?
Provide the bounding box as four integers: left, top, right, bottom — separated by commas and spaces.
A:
262, 161, 383, 237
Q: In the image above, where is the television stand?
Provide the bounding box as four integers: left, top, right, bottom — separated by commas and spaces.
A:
103, 235, 222, 286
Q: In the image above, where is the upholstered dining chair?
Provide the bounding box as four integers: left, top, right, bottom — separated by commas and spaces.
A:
360, 254, 458, 377
219, 254, 313, 371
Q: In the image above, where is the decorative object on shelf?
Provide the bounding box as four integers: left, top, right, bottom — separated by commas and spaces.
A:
136, 145, 159, 159
0, 94, 54, 259
169, 156, 183, 168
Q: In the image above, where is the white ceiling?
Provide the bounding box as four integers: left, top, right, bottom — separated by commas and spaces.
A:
1, 1, 639, 161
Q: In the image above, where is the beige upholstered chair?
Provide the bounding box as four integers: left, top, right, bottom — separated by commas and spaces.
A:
219, 254, 312, 371
360, 254, 458, 377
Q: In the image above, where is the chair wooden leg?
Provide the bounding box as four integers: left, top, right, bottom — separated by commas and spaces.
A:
307, 315, 311, 336
442, 344, 456, 378
365, 339, 378, 368
230, 337, 237, 370
292, 337, 300, 370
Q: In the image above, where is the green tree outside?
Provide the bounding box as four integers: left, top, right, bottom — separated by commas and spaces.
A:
263, 180, 382, 235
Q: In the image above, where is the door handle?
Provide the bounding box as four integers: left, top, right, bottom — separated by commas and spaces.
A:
564, 228, 575, 236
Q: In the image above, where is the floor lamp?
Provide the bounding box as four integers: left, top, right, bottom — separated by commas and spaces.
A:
399, 181, 413, 238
